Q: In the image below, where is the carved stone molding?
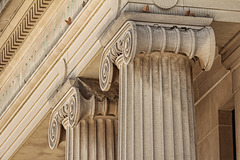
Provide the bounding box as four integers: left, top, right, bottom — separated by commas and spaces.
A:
152, 0, 178, 9
99, 20, 216, 160
0, 0, 53, 73
48, 78, 118, 150
99, 21, 216, 91
48, 87, 80, 149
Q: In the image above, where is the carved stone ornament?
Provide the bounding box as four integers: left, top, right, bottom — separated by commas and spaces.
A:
152, 0, 178, 9
48, 87, 81, 149
48, 78, 118, 149
0, 0, 53, 73
99, 21, 216, 91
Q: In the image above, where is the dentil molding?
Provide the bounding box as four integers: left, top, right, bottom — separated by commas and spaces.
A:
99, 21, 216, 91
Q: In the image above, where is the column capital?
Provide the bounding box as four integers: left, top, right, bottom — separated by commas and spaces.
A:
99, 21, 216, 91
48, 78, 118, 149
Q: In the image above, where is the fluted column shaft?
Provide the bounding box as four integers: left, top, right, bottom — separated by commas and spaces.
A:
66, 118, 118, 160
99, 21, 215, 160
48, 79, 119, 160
119, 52, 196, 160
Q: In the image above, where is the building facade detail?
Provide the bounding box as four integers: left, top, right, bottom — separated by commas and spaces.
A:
2, 0, 240, 159
99, 21, 216, 159
0, 0, 87, 116
0, 0, 53, 73
100, 21, 215, 92
48, 78, 118, 159
152, 0, 178, 9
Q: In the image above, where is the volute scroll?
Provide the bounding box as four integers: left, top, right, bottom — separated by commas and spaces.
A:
99, 21, 216, 91
48, 78, 118, 149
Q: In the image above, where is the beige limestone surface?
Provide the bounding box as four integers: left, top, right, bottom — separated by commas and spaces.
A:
2, 0, 240, 160
11, 113, 65, 160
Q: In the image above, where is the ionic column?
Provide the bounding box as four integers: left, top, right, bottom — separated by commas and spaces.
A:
48, 78, 118, 160
99, 21, 216, 160
63, 118, 118, 160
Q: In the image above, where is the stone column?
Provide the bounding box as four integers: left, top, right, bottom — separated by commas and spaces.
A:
234, 90, 240, 160
48, 78, 118, 160
63, 118, 118, 160
99, 21, 216, 160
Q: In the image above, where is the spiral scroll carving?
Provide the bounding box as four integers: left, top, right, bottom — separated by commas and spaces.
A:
99, 52, 113, 91
57, 105, 69, 122
48, 87, 81, 149
48, 115, 61, 149
48, 81, 118, 150
99, 28, 135, 91
99, 21, 216, 91
123, 29, 134, 64
68, 94, 80, 127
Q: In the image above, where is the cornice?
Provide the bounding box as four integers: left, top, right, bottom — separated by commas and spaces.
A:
220, 31, 240, 70
100, 12, 213, 47
0, 0, 25, 37
0, 0, 107, 135
0, 0, 11, 14
0, 0, 53, 73
99, 21, 216, 91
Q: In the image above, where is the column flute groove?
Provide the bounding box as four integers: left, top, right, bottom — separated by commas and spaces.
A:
140, 57, 144, 160
180, 58, 192, 160
150, 56, 154, 160
131, 62, 135, 160
117, 53, 195, 159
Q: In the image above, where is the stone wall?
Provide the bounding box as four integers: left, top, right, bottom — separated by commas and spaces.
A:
193, 48, 235, 159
